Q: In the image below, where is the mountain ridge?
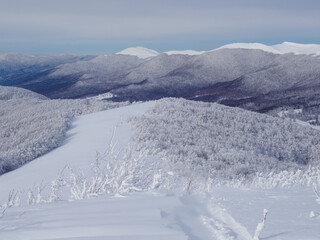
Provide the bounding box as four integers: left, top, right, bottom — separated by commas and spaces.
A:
1, 43, 320, 117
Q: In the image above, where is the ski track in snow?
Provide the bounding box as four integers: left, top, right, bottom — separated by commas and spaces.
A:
0, 192, 251, 240
203, 202, 252, 240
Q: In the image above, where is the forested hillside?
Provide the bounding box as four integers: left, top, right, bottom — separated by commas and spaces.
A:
130, 98, 320, 184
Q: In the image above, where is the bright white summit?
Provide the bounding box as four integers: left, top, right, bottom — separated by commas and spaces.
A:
114, 42, 320, 59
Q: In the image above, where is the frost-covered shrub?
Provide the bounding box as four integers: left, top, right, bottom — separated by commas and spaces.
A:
0, 96, 129, 174
21, 147, 169, 204
130, 98, 320, 182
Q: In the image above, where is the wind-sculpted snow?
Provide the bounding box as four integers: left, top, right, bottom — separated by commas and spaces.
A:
0, 88, 129, 174
130, 98, 320, 183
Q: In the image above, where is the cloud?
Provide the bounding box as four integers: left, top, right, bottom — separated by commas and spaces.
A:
0, 0, 319, 54
0, 0, 319, 38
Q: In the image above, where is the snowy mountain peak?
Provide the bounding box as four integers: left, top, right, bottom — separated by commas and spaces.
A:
215, 42, 320, 56
165, 50, 206, 56
216, 43, 281, 54
116, 46, 159, 59
116, 42, 320, 57
272, 42, 320, 55
281, 41, 301, 46
279, 41, 319, 47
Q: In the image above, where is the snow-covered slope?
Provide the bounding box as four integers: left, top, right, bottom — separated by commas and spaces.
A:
217, 41, 320, 56
216, 43, 281, 54
273, 41, 320, 55
1, 186, 319, 240
116, 42, 320, 57
116, 47, 159, 59
0, 85, 47, 100
165, 50, 206, 55
211, 187, 320, 240
0, 193, 218, 240
0, 99, 320, 240
0, 90, 128, 174
2, 98, 319, 195
0, 101, 156, 202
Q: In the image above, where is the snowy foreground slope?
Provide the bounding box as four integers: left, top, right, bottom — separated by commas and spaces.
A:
0, 100, 320, 239
0, 193, 215, 240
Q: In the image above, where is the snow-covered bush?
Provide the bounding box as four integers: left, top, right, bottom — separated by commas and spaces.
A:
0, 190, 20, 216
314, 184, 320, 204
68, 152, 147, 199
17, 150, 161, 204
0, 92, 129, 174
310, 184, 320, 218
130, 98, 320, 184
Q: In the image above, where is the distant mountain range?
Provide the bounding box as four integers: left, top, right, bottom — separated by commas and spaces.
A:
114, 42, 320, 57
1, 42, 320, 113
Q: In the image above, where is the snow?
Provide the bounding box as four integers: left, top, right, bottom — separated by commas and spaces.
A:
296, 119, 320, 131
0, 193, 213, 240
0, 101, 156, 203
1, 188, 319, 240
273, 41, 320, 56
130, 98, 320, 185
116, 47, 159, 59
114, 42, 320, 59
88, 92, 115, 100
216, 41, 320, 56
216, 43, 281, 54
165, 50, 206, 56
0, 85, 48, 100
212, 187, 320, 240
277, 108, 303, 118
1, 100, 320, 239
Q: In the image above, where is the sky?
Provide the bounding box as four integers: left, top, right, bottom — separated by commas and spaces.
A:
1, 0, 320, 55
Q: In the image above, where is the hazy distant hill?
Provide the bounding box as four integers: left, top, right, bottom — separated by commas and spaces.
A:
0, 53, 95, 89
